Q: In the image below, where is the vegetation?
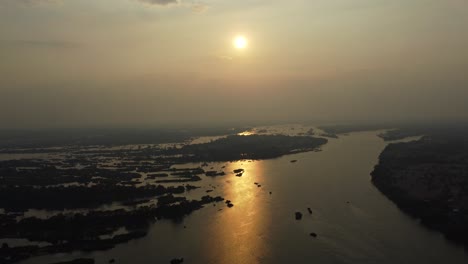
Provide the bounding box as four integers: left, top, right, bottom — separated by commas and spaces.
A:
0, 195, 223, 263
172, 134, 327, 161
0, 127, 248, 149
0, 185, 187, 211
0, 133, 328, 263
371, 135, 468, 246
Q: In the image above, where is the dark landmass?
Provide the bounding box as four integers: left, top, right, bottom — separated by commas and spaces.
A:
0, 185, 186, 211
171, 135, 327, 161
0, 163, 143, 187
371, 135, 468, 246
377, 122, 468, 141
51, 258, 95, 264
185, 184, 200, 191
377, 129, 424, 141
205, 171, 225, 177
147, 173, 169, 178
319, 124, 389, 136
0, 133, 328, 263
0, 195, 224, 263
170, 258, 184, 264
317, 123, 395, 139
320, 122, 468, 142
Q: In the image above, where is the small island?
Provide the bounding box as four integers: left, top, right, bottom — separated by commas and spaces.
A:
0, 133, 328, 263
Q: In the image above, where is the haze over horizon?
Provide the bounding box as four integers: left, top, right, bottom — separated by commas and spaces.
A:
1, 0, 468, 129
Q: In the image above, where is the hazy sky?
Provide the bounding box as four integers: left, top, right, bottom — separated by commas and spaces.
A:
1, 0, 467, 128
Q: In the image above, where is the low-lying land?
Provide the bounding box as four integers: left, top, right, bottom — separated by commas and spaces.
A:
171, 134, 327, 161
371, 135, 468, 246
0, 195, 224, 264
0, 133, 327, 263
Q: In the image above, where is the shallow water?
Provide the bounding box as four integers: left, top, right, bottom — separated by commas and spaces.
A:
19, 131, 468, 264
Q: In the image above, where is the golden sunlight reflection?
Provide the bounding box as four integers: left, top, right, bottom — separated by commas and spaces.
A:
202, 160, 271, 264
237, 131, 255, 136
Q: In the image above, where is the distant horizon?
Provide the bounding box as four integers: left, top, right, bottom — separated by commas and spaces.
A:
1, 118, 468, 131
2, 119, 468, 140
0, 120, 468, 132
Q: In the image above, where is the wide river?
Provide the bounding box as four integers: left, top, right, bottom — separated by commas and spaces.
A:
20, 131, 468, 264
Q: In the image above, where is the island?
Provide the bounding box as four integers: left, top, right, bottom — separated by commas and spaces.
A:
169, 134, 328, 162
0, 133, 328, 263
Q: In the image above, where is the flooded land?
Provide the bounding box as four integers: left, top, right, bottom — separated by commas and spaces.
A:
1, 125, 468, 264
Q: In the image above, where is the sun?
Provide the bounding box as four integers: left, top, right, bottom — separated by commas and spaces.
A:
233, 35, 248, 49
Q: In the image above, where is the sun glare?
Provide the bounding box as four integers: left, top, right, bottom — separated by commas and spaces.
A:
234, 36, 248, 49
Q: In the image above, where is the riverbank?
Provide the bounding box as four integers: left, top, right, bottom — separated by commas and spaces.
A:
371, 136, 468, 247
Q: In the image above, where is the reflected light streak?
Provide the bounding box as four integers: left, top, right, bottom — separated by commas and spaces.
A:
237, 131, 255, 136
202, 160, 271, 264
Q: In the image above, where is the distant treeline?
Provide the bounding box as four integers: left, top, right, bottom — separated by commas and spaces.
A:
0, 126, 248, 149
320, 121, 468, 141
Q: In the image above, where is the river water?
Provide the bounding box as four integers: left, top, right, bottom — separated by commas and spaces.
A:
20, 131, 468, 264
